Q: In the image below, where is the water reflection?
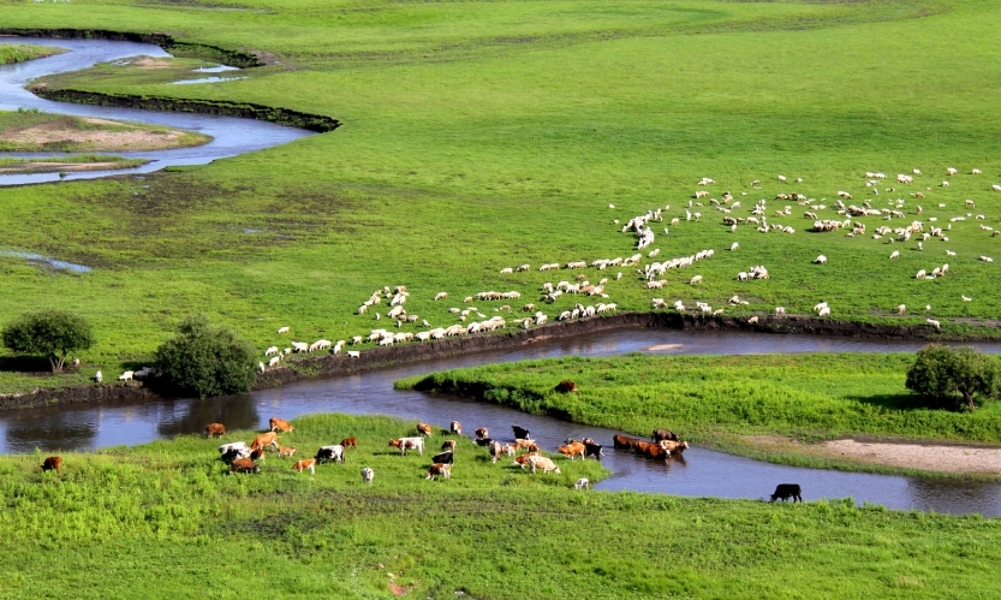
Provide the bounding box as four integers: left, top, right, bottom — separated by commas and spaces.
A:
155, 394, 260, 438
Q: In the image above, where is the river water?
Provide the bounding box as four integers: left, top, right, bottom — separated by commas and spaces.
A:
0, 37, 313, 186
1, 38, 999, 516
5, 328, 1001, 516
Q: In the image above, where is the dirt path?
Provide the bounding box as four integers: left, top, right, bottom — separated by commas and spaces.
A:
821, 439, 1001, 474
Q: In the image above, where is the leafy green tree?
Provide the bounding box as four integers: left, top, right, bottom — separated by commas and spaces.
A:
905, 345, 1000, 411
1, 310, 95, 372
154, 314, 257, 398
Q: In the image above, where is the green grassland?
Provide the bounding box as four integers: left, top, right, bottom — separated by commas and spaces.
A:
400, 353, 1001, 473
0, 0, 1001, 391
0, 43, 60, 65
1, 412, 1000, 599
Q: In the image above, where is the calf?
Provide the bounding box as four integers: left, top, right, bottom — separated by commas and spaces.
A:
558, 442, 586, 461
416, 422, 433, 437
315, 445, 345, 464
431, 450, 454, 465
292, 458, 316, 475
613, 434, 639, 450
770, 483, 802, 503
449, 421, 462, 435
269, 417, 294, 433
205, 423, 226, 438
389, 437, 425, 456
574, 478, 590, 491
42, 456, 62, 473
426, 463, 452, 481
441, 440, 457, 451
250, 432, 279, 452
474, 427, 489, 440
340, 437, 358, 449
361, 467, 374, 484
277, 446, 297, 458
527, 455, 561, 475
230, 457, 260, 474
512, 425, 532, 440
652, 428, 680, 442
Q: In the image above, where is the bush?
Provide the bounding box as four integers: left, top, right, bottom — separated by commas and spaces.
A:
154, 314, 257, 398
905, 345, 1000, 411
1, 310, 95, 372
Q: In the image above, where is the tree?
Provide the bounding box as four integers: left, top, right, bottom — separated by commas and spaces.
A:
2, 310, 95, 372
905, 344, 1000, 411
154, 314, 257, 398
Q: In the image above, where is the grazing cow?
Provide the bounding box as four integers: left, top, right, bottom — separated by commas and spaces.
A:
220, 449, 246, 464
269, 417, 294, 433
277, 446, 297, 458
659, 440, 690, 455
513, 439, 540, 453
527, 455, 561, 475
340, 437, 358, 449
42, 456, 62, 473
315, 445, 345, 464
613, 434, 640, 450
513, 452, 539, 469
558, 442, 586, 461
416, 422, 433, 437
441, 440, 457, 451
219, 441, 249, 455
770, 483, 802, 503
554, 380, 578, 393
426, 463, 452, 481
250, 448, 266, 462
292, 458, 316, 475
361, 467, 375, 484
512, 425, 531, 440
250, 432, 280, 452
230, 457, 260, 474
389, 437, 425, 456
489, 440, 504, 463
652, 429, 680, 442
449, 421, 462, 435
584, 443, 604, 460
474, 427, 489, 440
474, 437, 494, 447
574, 478, 590, 491
205, 423, 226, 438
431, 450, 454, 465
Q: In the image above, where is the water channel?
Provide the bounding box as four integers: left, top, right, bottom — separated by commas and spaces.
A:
1, 38, 999, 516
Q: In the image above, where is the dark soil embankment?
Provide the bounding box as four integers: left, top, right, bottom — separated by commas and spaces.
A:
1, 312, 986, 411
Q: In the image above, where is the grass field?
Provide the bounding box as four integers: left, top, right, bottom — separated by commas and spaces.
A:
399, 352, 1001, 474
0, 43, 59, 65
0, 0, 1000, 392
1, 412, 1000, 599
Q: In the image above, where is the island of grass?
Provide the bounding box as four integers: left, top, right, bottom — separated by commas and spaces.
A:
0, 43, 64, 65
0, 109, 211, 152
5, 412, 1001, 599
399, 352, 1001, 479
0, 154, 149, 175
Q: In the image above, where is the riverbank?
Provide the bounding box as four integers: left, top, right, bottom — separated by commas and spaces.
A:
0, 155, 149, 175
0, 110, 211, 152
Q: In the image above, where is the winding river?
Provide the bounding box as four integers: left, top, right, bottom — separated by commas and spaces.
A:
1, 38, 1000, 516
0, 37, 313, 186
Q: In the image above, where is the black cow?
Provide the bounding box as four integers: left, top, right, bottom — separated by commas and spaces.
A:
584, 443, 603, 460
220, 449, 244, 465
770, 483, 802, 503
474, 437, 494, 447
431, 450, 454, 465
512, 425, 531, 440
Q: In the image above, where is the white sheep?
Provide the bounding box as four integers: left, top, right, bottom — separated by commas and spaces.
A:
962, 295, 972, 302
748, 316, 759, 324
774, 307, 786, 315
926, 318, 941, 331
897, 304, 906, 315
889, 250, 899, 260
348, 351, 361, 358
94, 370, 103, 383
119, 370, 134, 381
277, 326, 290, 334
434, 292, 448, 301
689, 275, 703, 285
731, 242, 739, 251
258, 361, 266, 373
813, 255, 827, 264
268, 355, 282, 368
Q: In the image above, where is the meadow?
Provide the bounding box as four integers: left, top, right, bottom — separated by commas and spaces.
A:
0, 0, 999, 394
1, 412, 1000, 599
0, 43, 58, 65
399, 353, 1001, 474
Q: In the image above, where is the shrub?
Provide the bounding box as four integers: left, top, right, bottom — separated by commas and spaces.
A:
154, 314, 257, 398
1, 310, 95, 372
905, 345, 1000, 411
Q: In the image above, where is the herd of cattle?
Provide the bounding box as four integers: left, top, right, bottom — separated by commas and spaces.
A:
35, 416, 802, 502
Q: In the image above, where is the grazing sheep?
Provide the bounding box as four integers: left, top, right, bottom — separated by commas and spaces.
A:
774, 307, 786, 315
889, 250, 900, 260
277, 326, 290, 334
926, 318, 941, 330
748, 316, 759, 325
689, 275, 703, 285
119, 370, 134, 381
361, 467, 374, 484
813, 255, 827, 264
434, 292, 448, 301
897, 304, 906, 315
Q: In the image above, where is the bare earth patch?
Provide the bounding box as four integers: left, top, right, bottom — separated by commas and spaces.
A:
5, 123, 182, 151
743, 434, 1001, 474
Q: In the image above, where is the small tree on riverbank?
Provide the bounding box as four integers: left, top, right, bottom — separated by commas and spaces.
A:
905, 345, 1000, 411
1, 310, 95, 372
154, 314, 257, 399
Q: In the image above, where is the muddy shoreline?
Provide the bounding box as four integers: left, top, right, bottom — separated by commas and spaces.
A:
3, 312, 996, 411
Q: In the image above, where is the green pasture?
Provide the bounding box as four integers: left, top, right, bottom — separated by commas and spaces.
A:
0, 0, 1000, 392
401, 353, 1001, 473
0, 43, 58, 65
0, 412, 999, 599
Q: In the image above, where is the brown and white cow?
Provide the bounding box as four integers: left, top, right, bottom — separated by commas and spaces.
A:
557, 442, 586, 461
659, 440, 690, 455
449, 421, 462, 435
474, 427, 489, 440
527, 455, 561, 475
441, 440, 457, 452
250, 432, 280, 452
513, 439, 540, 453
269, 417, 294, 433
277, 446, 297, 458
230, 457, 260, 474
416, 422, 433, 437
292, 458, 316, 475
426, 463, 451, 481
205, 423, 226, 438
389, 437, 424, 456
